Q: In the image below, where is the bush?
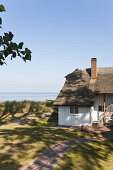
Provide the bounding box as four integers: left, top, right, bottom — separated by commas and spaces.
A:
0, 100, 54, 123
48, 108, 58, 123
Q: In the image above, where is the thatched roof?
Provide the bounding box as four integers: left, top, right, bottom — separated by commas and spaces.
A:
54, 67, 113, 106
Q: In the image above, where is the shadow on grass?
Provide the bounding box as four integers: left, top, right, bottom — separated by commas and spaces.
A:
0, 153, 21, 170
0, 126, 96, 146
101, 130, 113, 139
2, 124, 113, 170
55, 139, 113, 170
0, 125, 97, 169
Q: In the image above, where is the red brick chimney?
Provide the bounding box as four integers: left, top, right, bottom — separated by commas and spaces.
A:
91, 58, 97, 79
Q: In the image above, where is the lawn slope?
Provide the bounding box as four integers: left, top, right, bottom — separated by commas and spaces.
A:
0, 123, 96, 170
54, 139, 113, 170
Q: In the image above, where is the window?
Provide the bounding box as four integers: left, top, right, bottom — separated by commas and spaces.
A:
98, 106, 103, 112
98, 105, 107, 112
70, 106, 78, 114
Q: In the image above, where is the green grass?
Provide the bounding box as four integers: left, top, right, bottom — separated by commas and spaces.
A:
54, 139, 113, 170
0, 123, 98, 170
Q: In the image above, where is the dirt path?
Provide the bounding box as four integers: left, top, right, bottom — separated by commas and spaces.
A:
23, 134, 113, 170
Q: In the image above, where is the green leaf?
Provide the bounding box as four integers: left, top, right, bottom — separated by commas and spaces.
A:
12, 52, 16, 58
0, 54, 5, 60
22, 57, 26, 62
25, 53, 31, 61
0, 36, 2, 43
0, 29, 32, 65
8, 32, 13, 41
3, 50, 9, 58
3, 32, 13, 42
18, 42, 23, 49
10, 42, 18, 50
20, 51, 26, 55
25, 48, 32, 55
3, 34, 8, 44
0, 17, 2, 25
0, 4, 5, 12
0, 61, 4, 65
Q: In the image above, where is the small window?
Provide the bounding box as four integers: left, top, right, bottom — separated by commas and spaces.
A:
98, 105, 107, 112
70, 106, 78, 114
70, 106, 75, 114
98, 106, 103, 112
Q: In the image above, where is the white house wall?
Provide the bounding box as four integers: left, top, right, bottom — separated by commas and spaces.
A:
105, 94, 113, 106
94, 94, 104, 120
94, 94, 113, 110
90, 107, 98, 121
58, 106, 91, 126
58, 95, 113, 126
94, 94, 113, 120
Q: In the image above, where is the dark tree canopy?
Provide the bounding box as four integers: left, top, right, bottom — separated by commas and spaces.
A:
0, 4, 32, 65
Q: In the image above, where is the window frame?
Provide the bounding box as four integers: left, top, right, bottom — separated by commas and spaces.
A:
98, 105, 107, 112
98, 105, 104, 112
70, 106, 79, 115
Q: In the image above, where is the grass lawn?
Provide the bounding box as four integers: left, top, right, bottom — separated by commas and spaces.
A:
0, 122, 98, 170
54, 139, 113, 170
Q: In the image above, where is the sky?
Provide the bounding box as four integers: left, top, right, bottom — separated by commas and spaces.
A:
0, 0, 113, 92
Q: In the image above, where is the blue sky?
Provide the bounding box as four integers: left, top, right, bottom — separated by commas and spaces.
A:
0, 0, 113, 92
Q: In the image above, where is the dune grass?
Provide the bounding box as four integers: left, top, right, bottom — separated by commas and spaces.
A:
0, 123, 98, 170
0, 100, 55, 124
54, 139, 113, 170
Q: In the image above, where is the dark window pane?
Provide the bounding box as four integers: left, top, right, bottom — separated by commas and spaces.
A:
70, 106, 78, 114
70, 107, 75, 114
75, 107, 78, 114
98, 106, 104, 112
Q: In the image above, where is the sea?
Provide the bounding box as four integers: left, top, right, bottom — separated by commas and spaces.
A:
0, 92, 58, 102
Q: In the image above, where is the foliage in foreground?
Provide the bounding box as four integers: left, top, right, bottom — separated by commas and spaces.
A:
0, 4, 31, 65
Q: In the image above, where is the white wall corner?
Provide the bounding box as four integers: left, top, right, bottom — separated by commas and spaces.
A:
90, 106, 94, 124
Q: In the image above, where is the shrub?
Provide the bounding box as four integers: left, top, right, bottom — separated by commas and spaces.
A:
0, 100, 54, 123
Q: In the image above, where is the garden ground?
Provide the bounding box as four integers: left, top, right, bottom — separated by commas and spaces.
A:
54, 139, 113, 170
0, 108, 113, 170
0, 121, 97, 170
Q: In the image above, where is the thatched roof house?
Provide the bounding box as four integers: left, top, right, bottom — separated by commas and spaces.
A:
54, 58, 113, 127
54, 67, 113, 106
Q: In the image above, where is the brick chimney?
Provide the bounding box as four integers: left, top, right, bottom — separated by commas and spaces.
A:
91, 58, 97, 79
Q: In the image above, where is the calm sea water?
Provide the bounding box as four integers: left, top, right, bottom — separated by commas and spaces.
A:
0, 92, 58, 102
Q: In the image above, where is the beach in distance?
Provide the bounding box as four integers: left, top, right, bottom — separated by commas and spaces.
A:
0, 92, 58, 102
